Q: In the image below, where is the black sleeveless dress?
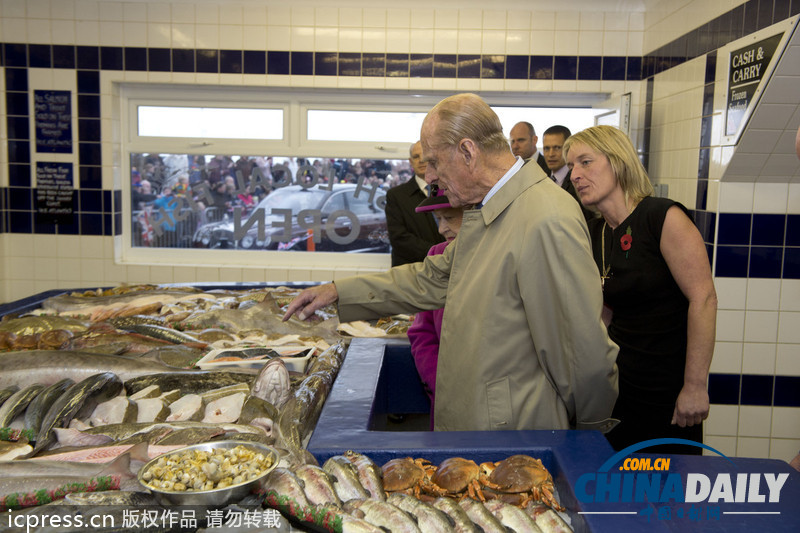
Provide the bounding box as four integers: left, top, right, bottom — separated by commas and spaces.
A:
587, 196, 703, 454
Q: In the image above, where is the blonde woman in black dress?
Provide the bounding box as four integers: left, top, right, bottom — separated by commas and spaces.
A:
564, 126, 717, 454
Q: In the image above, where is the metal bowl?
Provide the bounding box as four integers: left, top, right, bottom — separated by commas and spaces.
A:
137, 440, 279, 508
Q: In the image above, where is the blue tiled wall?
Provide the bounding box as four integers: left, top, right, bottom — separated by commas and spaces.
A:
1, 1, 798, 252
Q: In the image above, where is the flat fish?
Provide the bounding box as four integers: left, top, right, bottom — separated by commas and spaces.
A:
34, 372, 123, 453
0, 441, 33, 461
123, 370, 256, 396
0, 350, 194, 391
0, 446, 139, 478
127, 384, 161, 401
24, 379, 74, 434
88, 396, 138, 426
126, 323, 206, 346
64, 490, 159, 506
165, 393, 205, 422
0, 386, 20, 408
202, 392, 246, 423
134, 398, 169, 423
0, 384, 45, 427
0, 456, 135, 510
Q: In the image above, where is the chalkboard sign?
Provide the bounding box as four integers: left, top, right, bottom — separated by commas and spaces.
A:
34, 90, 73, 153
726, 33, 783, 137
36, 162, 74, 225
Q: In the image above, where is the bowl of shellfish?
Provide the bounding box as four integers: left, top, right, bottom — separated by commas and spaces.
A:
138, 440, 279, 507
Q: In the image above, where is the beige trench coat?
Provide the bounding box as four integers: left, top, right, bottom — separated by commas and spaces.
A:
336, 163, 619, 432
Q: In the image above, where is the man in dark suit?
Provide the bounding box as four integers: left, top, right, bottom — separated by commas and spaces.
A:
542, 125, 594, 223
510, 121, 549, 175
385, 141, 444, 266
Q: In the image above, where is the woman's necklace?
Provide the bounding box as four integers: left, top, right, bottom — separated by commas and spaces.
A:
600, 221, 611, 289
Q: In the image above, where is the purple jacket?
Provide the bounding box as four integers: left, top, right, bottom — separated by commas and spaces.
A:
407, 240, 450, 413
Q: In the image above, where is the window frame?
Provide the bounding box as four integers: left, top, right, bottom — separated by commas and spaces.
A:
119, 84, 611, 269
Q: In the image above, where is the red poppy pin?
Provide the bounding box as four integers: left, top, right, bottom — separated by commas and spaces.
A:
620, 226, 633, 256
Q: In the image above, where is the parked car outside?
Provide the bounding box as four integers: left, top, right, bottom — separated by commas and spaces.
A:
192, 184, 389, 253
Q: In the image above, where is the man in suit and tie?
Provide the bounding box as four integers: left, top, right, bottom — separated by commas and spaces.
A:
385, 141, 444, 266
543, 125, 594, 223
510, 121, 549, 175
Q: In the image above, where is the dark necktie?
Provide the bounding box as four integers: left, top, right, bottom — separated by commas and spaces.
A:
550, 174, 557, 183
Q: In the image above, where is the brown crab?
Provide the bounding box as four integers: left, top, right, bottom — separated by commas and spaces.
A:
485, 454, 564, 511
426, 457, 503, 502
381, 457, 437, 498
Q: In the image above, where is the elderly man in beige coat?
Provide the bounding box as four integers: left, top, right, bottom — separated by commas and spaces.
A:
284, 93, 618, 433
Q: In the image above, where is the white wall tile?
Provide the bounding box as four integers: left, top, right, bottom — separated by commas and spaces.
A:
507, 10, 531, 31
780, 280, 800, 312
603, 32, 628, 55
739, 405, 772, 437
776, 344, 800, 376
458, 8, 482, 29
147, 22, 172, 48
742, 342, 776, 375
769, 438, 800, 462
386, 8, 410, 29
718, 182, 755, 212
195, 24, 220, 49
746, 278, 782, 311
57, 257, 82, 281
778, 312, 800, 344
434, 8, 458, 29
752, 182, 789, 214
578, 31, 603, 55
580, 12, 604, 31
717, 310, 746, 341
529, 11, 554, 30
481, 30, 506, 55
711, 341, 743, 374
433, 28, 458, 54
552, 11, 571, 30
704, 435, 737, 456
771, 407, 800, 438
744, 311, 779, 343
736, 437, 771, 458
553, 31, 578, 55
364, 8, 386, 28
604, 13, 629, 31
705, 404, 739, 436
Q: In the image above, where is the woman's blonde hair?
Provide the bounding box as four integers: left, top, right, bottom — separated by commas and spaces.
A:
424, 93, 509, 154
563, 125, 654, 204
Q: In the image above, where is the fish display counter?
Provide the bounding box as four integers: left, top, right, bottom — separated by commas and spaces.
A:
0, 285, 797, 532
307, 337, 800, 533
